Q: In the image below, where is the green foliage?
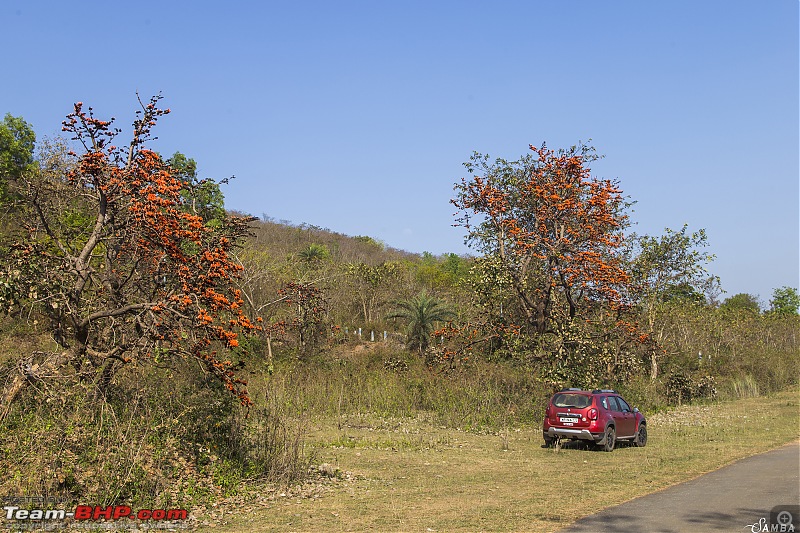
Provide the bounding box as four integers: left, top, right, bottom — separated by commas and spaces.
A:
465, 255, 513, 321
626, 225, 718, 379
166, 151, 226, 226
347, 261, 401, 291
387, 292, 456, 354
354, 235, 385, 250
720, 293, 761, 314
414, 252, 470, 291
768, 286, 800, 317
0, 113, 36, 181
346, 261, 402, 324
628, 225, 718, 307
0, 114, 36, 208
166, 151, 197, 182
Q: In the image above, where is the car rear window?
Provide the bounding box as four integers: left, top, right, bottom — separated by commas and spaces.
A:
552, 393, 592, 408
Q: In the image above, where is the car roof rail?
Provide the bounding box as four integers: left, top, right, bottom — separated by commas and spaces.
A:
560, 387, 584, 392
591, 389, 617, 394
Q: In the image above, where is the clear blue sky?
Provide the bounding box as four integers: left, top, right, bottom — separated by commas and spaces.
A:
2, 1, 797, 304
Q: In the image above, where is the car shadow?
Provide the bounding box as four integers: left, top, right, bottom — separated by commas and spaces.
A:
541, 440, 593, 451
541, 439, 639, 452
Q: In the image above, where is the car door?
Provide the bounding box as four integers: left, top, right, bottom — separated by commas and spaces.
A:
613, 396, 636, 438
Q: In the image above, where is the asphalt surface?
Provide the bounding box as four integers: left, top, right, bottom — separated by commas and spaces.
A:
561, 440, 800, 533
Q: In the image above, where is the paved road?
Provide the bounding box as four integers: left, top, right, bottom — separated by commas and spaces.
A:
562, 441, 800, 532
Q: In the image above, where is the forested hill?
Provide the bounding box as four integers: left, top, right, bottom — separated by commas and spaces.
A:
233, 214, 472, 336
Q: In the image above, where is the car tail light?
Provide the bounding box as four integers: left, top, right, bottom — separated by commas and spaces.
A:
545, 405, 551, 418
588, 408, 598, 420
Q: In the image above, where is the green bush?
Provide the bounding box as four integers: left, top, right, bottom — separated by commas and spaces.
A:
0, 355, 310, 507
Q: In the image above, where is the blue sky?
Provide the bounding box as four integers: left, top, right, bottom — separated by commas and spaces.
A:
1, 1, 797, 304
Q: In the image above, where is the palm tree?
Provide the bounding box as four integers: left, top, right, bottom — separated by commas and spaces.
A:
387, 292, 456, 355
298, 243, 330, 265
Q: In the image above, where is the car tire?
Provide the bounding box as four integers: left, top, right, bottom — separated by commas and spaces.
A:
543, 435, 555, 448
634, 424, 647, 447
600, 425, 615, 452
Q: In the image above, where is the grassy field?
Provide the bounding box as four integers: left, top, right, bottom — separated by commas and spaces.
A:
207, 388, 799, 532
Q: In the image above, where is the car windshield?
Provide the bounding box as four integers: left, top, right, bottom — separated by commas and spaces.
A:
552, 393, 592, 408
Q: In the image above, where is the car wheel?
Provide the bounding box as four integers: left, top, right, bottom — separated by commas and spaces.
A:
634, 424, 647, 447
543, 435, 555, 448
600, 426, 615, 452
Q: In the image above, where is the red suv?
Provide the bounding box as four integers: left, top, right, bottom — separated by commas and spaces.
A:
542, 389, 647, 451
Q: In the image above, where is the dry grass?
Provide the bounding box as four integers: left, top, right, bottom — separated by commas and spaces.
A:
211, 388, 799, 532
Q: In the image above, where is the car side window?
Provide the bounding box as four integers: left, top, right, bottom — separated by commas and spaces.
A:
601, 397, 608, 410
607, 396, 620, 412
617, 397, 631, 412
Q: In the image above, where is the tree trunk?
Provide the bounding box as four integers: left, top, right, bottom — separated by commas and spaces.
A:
93, 358, 118, 401
650, 351, 658, 381
648, 307, 659, 381
0, 351, 71, 423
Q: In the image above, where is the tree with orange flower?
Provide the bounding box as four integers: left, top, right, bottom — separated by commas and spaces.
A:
454, 143, 630, 330
0, 95, 258, 419
452, 143, 644, 383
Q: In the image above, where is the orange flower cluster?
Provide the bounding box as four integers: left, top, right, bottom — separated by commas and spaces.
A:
60, 95, 260, 405
453, 143, 631, 334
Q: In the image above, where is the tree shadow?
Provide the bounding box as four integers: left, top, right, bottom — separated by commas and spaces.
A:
565, 506, 768, 532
